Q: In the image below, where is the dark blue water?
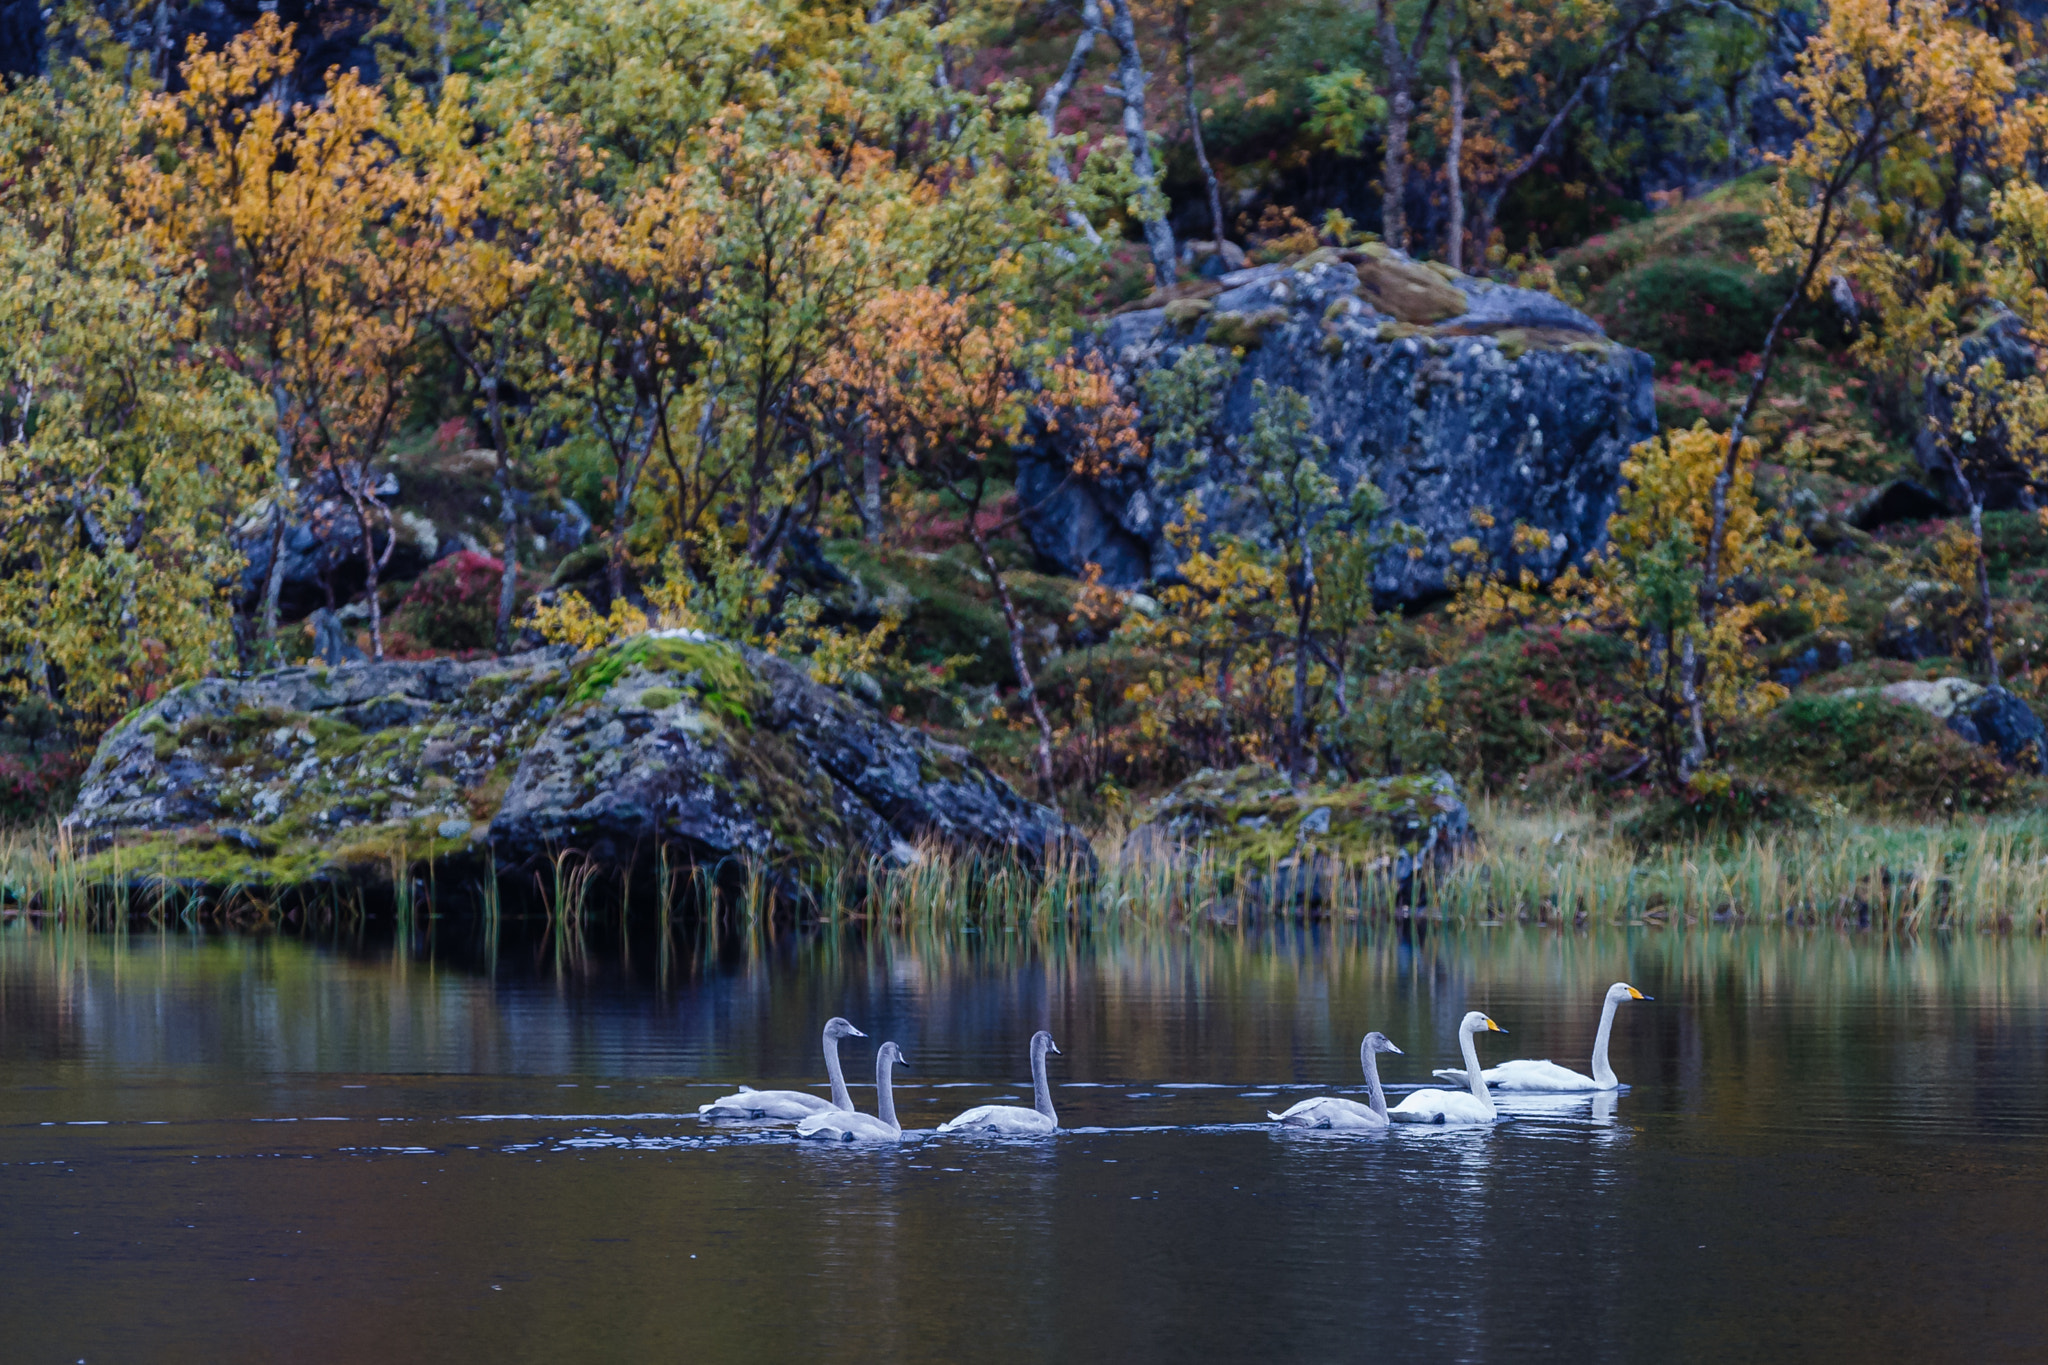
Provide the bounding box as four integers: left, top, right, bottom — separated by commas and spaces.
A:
4, 919, 2047, 1363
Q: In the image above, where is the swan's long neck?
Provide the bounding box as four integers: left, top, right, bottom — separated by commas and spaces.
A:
1590, 994, 1621, 1089
1459, 1025, 1494, 1115
876, 1053, 899, 1130
824, 1031, 853, 1112
1360, 1041, 1388, 1120
1030, 1041, 1057, 1122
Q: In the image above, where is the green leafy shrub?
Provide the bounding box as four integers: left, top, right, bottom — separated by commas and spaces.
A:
1420, 628, 1635, 789
1729, 693, 2022, 817
1595, 259, 1779, 362
1980, 510, 2048, 586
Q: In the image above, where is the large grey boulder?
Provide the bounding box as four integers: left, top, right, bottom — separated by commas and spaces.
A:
64, 637, 1089, 894
1019, 248, 1657, 603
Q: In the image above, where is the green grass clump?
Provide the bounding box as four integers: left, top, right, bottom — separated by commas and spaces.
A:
567, 635, 760, 722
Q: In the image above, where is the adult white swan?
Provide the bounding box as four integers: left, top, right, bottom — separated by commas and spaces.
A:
1389, 1012, 1507, 1125
798, 1042, 909, 1142
1269, 1031, 1403, 1129
937, 1030, 1062, 1136
1431, 983, 1650, 1092
698, 1017, 866, 1120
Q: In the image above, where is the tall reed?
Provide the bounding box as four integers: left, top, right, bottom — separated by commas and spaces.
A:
13, 805, 2048, 935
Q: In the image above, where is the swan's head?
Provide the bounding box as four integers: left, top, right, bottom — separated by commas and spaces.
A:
878, 1041, 908, 1070
1363, 1031, 1403, 1055
824, 1017, 868, 1041
1031, 1029, 1063, 1057
1607, 982, 1652, 1003
1460, 1011, 1506, 1035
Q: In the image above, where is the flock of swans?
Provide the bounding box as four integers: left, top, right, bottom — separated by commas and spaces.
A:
697, 981, 1650, 1142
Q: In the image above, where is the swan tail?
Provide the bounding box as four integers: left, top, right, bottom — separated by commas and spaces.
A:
1266, 1110, 1285, 1122
1431, 1068, 1469, 1084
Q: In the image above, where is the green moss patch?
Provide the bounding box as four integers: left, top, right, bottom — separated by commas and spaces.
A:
1134, 764, 1462, 864
568, 635, 763, 724
1204, 307, 1290, 351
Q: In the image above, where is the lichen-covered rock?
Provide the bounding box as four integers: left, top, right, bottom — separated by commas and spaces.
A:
1121, 764, 1471, 911
489, 632, 1090, 877
1020, 248, 1656, 603
63, 635, 1089, 894
65, 650, 578, 888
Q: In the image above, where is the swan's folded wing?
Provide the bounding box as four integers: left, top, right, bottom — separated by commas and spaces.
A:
1488, 1059, 1600, 1091
938, 1104, 1052, 1134
1273, 1096, 1385, 1129
1390, 1087, 1490, 1124
798, 1111, 895, 1141
937, 1104, 998, 1133
700, 1088, 834, 1119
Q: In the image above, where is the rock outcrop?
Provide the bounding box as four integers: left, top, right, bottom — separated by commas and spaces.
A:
1841, 676, 2048, 774
1019, 247, 1657, 604
235, 470, 454, 624
1917, 313, 2040, 510
64, 636, 1089, 895
1121, 764, 1471, 912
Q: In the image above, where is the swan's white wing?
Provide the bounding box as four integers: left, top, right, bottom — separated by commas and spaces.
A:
1389, 1087, 1495, 1125
936, 1104, 1055, 1135
698, 1088, 836, 1120
1430, 1060, 1608, 1091
1269, 1096, 1387, 1130
1486, 1059, 1606, 1092
796, 1111, 901, 1142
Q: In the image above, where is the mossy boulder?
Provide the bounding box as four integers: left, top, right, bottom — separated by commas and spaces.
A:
66, 651, 575, 892
64, 635, 1090, 897
1121, 764, 1470, 911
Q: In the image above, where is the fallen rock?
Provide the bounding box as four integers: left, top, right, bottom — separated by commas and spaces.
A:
1121, 764, 1471, 913
1945, 686, 2048, 774
1874, 581, 1962, 662
1877, 677, 1984, 719
1842, 676, 2047, 773
64, 636, 1090, 896
1021, 248, 1654, 604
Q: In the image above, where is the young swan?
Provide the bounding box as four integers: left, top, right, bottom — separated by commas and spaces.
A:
1390, 1012, 1508, 1125
1270, 1032, 1404, 1129
798, 1043, 909, 1142
1431, 983, 1650, 1092
698, 1017, 866, 1121
937, 1030, 1063, 1136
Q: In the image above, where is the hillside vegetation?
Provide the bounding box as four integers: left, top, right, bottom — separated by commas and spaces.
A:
2, 0, 2047, 858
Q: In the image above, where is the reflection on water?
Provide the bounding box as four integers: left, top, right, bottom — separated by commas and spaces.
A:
3, 916, 2048, 1363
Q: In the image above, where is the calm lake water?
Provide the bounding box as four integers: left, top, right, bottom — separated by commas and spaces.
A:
4, 914, 2048, 1364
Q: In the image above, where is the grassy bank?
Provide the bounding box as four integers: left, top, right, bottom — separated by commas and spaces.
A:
12, 807, 2048, 934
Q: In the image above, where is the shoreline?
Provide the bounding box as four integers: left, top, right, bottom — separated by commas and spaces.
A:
10, 802, 2048, 933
